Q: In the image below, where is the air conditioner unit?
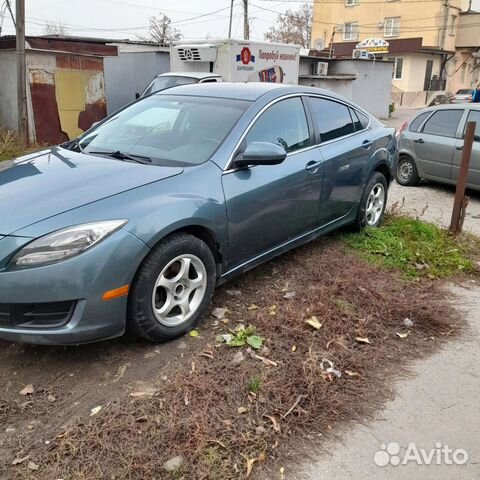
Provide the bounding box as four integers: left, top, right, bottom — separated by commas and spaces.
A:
311, 61, 329, 76
174, 44, 218, 62
352, 49, 370, 60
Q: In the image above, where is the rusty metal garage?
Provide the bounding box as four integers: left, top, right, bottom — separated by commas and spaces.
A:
0, 36, 118, 144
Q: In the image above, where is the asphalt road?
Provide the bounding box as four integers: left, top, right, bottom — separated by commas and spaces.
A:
299, 284, 480, 480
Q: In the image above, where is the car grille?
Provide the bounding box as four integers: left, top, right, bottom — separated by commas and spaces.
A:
0, 301, 76, 329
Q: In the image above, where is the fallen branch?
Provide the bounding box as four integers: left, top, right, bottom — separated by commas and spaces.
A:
282, 395, 307, 419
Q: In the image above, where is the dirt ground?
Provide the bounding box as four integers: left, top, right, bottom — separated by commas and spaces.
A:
0, 235, 465, 480
0, 328, 188, 458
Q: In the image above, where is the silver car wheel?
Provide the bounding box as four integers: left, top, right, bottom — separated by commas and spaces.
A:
365, 183, 385, 226
152, 254, 207, 327
397, 159, 413, 182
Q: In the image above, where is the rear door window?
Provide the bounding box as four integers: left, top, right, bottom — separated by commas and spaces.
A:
421, 110, 463, 138
409, 112, 430, 132
308, 97, 355, 142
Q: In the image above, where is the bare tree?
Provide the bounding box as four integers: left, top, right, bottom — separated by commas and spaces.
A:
44, 21, 69, 36
264, 3, 312, 48
149, 13, 182, 46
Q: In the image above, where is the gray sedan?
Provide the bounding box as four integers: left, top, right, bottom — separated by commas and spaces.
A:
395, 104, 480, 190
0, 84, 396, 345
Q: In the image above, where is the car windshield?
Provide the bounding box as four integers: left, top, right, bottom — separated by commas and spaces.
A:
144, 76, 199, 96
456, 89, 472, 95
77, 95, 249, 167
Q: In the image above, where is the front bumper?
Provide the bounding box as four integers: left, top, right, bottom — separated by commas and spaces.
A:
0, 230, 150, 345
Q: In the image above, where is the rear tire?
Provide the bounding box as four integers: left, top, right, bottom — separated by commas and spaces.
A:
395, 155, 420, 186
128, 233, 216, 342
352, 172, 388, 231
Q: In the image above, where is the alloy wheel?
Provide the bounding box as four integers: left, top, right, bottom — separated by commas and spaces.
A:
365, 183, 385, 226
152, 254, 207, 327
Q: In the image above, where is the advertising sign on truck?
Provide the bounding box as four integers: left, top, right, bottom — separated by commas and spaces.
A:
170, 38, 301, 85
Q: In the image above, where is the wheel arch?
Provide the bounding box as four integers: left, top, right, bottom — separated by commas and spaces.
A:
135, 223, 225, 280
173, 225, 223, 271
373, 162, 391, 185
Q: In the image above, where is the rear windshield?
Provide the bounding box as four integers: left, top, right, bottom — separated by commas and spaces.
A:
143, 76, 199, 96
456, 89, 472, 95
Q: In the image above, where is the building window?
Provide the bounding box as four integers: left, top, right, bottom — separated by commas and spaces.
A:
343, 22, 359, 41
394, 57, 403, 79
346, 0, 359, 5
389, 57, 404, 79
384, 17, 400, 37
449, 15, 457, 35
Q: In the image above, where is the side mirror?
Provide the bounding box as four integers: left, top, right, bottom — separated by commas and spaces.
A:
135, 92, 140, 99
234, 141, 287, 168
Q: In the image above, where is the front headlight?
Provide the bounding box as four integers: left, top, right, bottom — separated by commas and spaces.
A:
11, 220, 127, 267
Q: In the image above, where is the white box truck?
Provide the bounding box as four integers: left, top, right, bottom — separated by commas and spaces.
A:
140, 39, 301, 97
170, 38, 300, 84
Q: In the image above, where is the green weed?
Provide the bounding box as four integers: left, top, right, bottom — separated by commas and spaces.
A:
345, 216, 474, 279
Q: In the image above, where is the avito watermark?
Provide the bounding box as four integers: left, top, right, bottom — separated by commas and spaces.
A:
374, 442, 469, 467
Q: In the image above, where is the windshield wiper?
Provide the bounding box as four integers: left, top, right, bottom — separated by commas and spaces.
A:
88, 150, 152, 164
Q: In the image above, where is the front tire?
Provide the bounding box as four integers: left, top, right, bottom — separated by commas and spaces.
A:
353, 172, 388, 230
128, 233, 216, 342
395, 155, 420, 186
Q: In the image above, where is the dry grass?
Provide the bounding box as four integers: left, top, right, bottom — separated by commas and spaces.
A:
0, 128, 22, 162
6, 240, 461, 480
0, 127, 47, 162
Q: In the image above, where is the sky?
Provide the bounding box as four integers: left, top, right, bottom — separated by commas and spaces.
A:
1, 0, 479, 42
0, 0, 307, 41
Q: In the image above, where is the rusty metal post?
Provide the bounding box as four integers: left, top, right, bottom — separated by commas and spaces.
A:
449, 121, 476, 235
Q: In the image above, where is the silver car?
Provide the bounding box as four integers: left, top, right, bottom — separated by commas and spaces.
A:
452, 89, 473, 104
395, 104, 480, 191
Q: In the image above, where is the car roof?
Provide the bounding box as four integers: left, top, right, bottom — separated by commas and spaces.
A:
417, 104, 475, 114
157, 72, 222, 80
155, 82, 349, 103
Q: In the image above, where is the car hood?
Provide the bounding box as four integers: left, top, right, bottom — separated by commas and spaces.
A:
0, 147, 183, 235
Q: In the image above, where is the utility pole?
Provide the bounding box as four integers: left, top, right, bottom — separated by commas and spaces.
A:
438, 0, 449, 87
228, 0, 234, 38
16, 0, 27, 148
440, 0, 449, 51
243, 0, 249, 40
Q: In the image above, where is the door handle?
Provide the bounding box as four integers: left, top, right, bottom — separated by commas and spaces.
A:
456, 146, 464, 151
362, 140, 373, 149
414, 138, 425, 144
305, 160, 322, 173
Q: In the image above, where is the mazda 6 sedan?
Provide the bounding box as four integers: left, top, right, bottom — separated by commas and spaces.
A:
0, 84, 397, 345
